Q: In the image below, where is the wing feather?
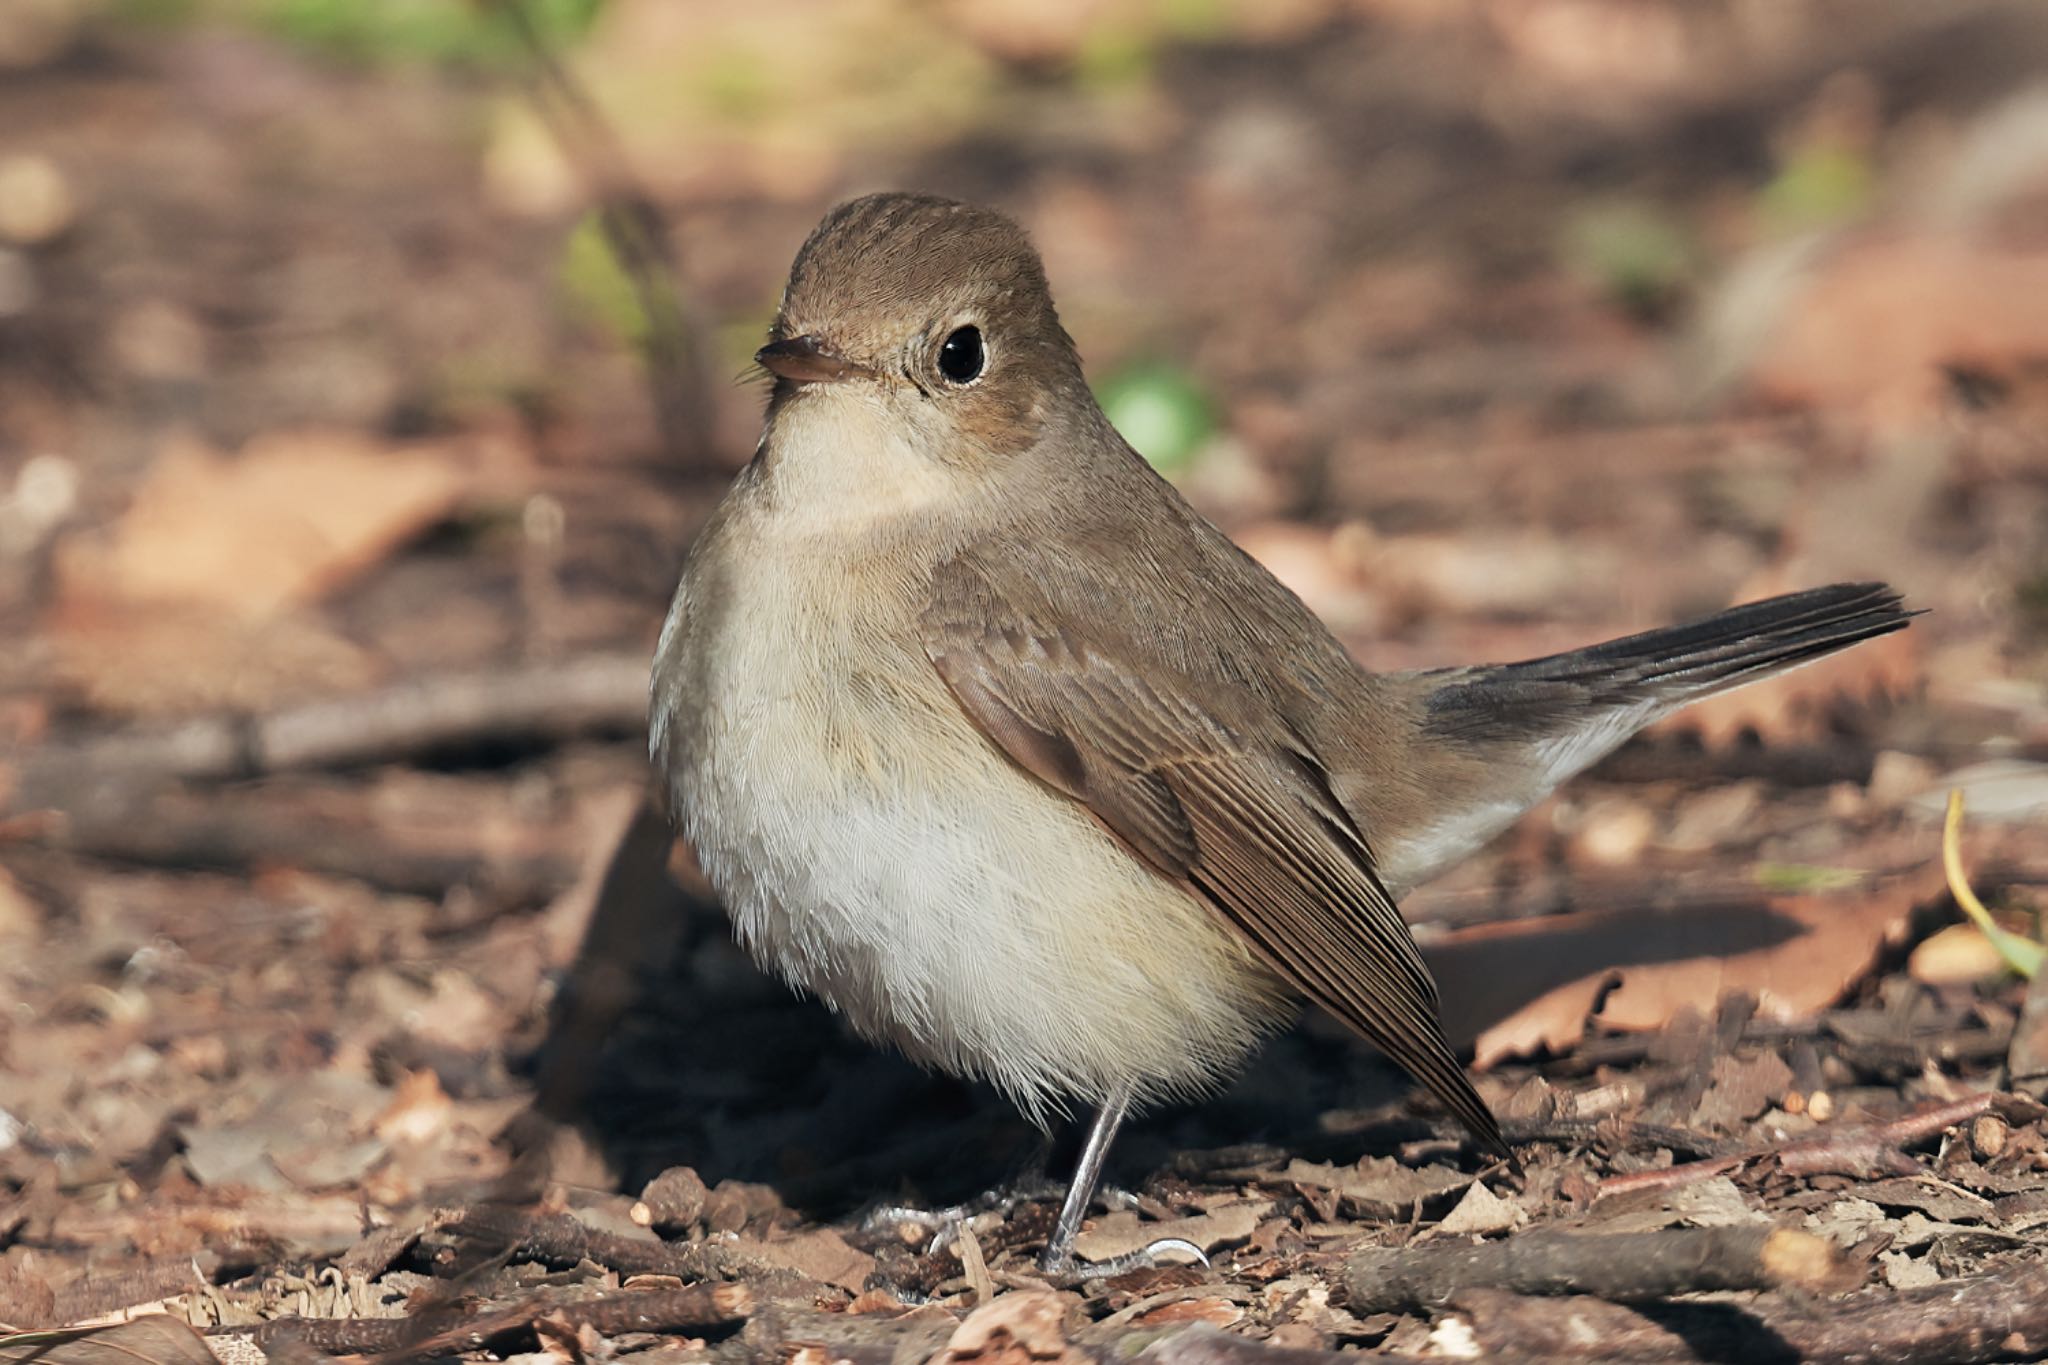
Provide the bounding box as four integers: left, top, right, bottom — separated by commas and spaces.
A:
924, 553, 1505, 1152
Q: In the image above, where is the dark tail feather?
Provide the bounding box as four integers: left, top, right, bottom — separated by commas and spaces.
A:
1424, 582, 1918, 743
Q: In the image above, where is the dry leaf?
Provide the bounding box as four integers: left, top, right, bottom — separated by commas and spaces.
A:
1434, 1182, 1521, 1237
1566, 795, 1657, 868
937, 1290, 1084, 1365
1432, 876, 1931, 1067
1910, 760, 2048, 822
1589, 1176, 1765, 1233
54, 429, 467, 619
737, 1228, 875, 1294
1275, 1159, 1469, 1220
1910, 923, 2010, 986
1746, 231, 2048, 428
1132, 1297, 1244, 1328
0, 865, 42, 940
2011, 968, 2048, 1100
46, 607, 379, 716
0, 1315, 220, 1365
1070, 1201, 1267, 1265
372, 1069, 453, 1146
1692, 1051, 1795, 1131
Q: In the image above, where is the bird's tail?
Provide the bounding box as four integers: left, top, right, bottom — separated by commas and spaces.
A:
1421, 581, 1916, 761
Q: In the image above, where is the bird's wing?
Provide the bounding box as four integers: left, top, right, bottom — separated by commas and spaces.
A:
921, 551, 1504, 1152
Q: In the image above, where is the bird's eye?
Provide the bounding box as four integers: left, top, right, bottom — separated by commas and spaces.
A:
937, 326, 984, 384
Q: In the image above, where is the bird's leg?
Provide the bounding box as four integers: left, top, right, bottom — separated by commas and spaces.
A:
866, 1090, 1204, 1279
1037, 1087, 1208, 1279
1037, 1083, 1207, 1280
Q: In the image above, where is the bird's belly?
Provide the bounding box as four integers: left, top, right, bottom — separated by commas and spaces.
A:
670, 650, 1290, 1121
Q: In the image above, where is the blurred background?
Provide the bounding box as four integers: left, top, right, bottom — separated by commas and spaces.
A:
3, 0, 2047, 1328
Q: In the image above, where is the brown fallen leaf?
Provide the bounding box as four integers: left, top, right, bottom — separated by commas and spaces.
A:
45, 606, 380, 716
0, 864, 42, 940
1430, 873, 1932, 1067
1274, 1159, 1469, 1221
1587, 1176, 1765, 1234
1434, 1182, 1522, 1238
0, 1315, 220, 1365
2011, 967, 2048, 1101
54, 429, 471, 619
373, 1068, 454, 1146
1744, 230, 2048, 428
936, 1290, 1085, 1365
1692, 1051, 1795, 1132
733, 1228, 875, 1294
1909, 923, 2009, 987
1070, 1201, 1268, 1265
1132, 1297, 1244, 1328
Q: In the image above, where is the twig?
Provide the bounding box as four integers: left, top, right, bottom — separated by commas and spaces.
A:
7, 654, 647, 803
1593, 1093, 1999, 1198
1344, 1225, 1850, 1313
750, 1305, 960, 1365
26, 1254, 225, 1331
1116, 1329, 1400, 1363
482, 0, 712, 468
1773, 1092, 1996, 1178
550, 1282, 751, 1332
1590, 1156, 1747, 1201
434, 1205, 748, 1282
1446, 1259, 2048, 1364
21, 793, 577, 901
250, 1283, 751, 1359
1498, 1115, 1729, 1160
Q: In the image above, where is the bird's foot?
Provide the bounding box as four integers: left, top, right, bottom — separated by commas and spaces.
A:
1036, 1236, 1210, 1284
862, 1177, 1068, 1255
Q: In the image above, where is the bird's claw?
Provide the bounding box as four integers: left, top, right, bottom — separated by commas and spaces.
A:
865, 1179, 1067, 1255
864, 1202, 977, 1255
1038, 1235, 1210, 1283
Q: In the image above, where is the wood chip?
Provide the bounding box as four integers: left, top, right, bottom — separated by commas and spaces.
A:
1070, 1202, 1268, 1265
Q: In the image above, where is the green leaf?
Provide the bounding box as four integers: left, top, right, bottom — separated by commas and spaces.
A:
1753, 863, 1866, 894
1758, 145, 1873, 234
228, 0, 608, 69
1559, 199, 1698, 319
558, 211, 651, 346
1097, 361, 1216, 475
1944, 790, 2044, 980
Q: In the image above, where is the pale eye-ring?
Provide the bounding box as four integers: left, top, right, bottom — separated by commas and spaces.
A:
937, 325, 984, 384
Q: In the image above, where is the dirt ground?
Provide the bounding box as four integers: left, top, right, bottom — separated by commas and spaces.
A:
4, 2, 2048, 1361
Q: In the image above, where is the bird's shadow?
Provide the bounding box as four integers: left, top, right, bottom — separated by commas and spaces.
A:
518, 819, 1809, 1220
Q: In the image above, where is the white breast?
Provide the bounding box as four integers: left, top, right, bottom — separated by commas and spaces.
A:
654, 515, 1287, 1124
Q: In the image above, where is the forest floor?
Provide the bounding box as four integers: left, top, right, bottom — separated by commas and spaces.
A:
3, 2, 2048, 1361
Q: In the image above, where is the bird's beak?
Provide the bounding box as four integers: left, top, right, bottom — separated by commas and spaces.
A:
756, 334, 871, 385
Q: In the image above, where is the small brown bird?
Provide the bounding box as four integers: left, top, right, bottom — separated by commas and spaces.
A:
650, 192, 1911, 1271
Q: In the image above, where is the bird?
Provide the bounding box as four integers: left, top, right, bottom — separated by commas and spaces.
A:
649, 191, 1914, 1273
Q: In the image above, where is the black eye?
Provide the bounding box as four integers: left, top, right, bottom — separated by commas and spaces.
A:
937, 326, 984, 383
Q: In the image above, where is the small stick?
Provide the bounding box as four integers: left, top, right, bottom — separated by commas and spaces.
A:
8, 655, 648, 806
435, 1206, 748, 1282
1344, 1224, 1849, 1313
250, 1284, 752, 1360
1775, 1092, 1994, 1177
1498, 1115, 1728, 1159
9, 1260, 222, 1334
480, 0, 713, 468
1447, 1259, 2048, 1365
1594, 1092, 1999, 1199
